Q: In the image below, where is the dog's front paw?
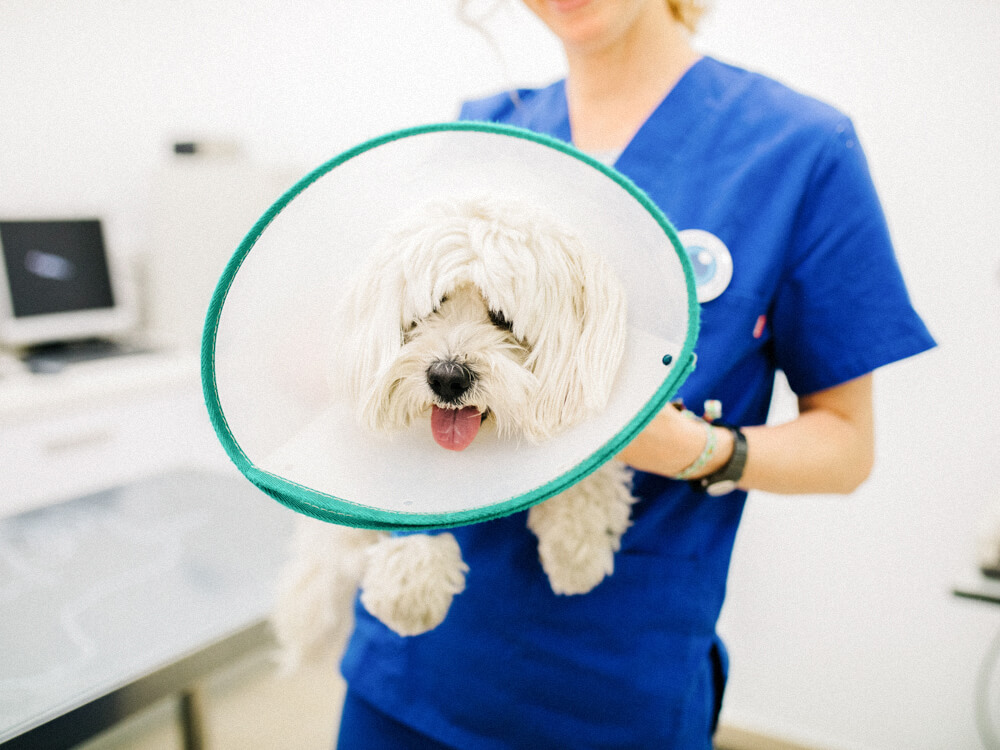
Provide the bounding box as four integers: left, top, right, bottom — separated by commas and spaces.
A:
528, 462, 636, 596
532, 524, 616, 595
360, 533, 468, 636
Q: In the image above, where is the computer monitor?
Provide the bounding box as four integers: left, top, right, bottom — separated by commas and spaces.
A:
0, 219, 137, 349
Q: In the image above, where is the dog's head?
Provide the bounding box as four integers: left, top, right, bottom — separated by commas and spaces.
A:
334, 199, 627, 450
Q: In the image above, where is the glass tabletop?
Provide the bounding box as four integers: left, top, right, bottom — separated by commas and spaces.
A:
0, 469, 294, 742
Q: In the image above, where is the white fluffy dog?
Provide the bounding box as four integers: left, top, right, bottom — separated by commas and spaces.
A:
273, 198, 637, 665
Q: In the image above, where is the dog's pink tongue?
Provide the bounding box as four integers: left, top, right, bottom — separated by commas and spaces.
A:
431, 406, 481, 451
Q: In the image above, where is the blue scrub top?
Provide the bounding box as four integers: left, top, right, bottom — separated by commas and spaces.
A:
341, 57, 935, 749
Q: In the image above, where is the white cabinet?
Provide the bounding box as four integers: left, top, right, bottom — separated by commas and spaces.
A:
0, 353, 233, 518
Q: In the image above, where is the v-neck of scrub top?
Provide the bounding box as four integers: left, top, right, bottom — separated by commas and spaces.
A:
521, 56, 724, 179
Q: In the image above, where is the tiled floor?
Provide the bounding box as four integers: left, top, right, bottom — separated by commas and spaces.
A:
76, 648, 345, 750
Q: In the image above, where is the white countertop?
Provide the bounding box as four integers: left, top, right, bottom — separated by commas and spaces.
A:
0, 349, 202, 423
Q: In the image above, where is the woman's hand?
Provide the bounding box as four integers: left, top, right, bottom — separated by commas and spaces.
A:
617, 374, 875, 495
617, 401, 735, 479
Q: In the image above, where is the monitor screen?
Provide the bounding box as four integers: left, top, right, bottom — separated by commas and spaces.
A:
0, 220, 115, 318
0, 218, 135, 348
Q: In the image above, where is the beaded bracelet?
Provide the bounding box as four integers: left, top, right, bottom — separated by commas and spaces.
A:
673, 418, 717, 480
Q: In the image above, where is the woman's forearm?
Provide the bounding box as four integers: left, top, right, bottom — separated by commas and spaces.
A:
740, 382, 874, 494
618, 374, 875, 496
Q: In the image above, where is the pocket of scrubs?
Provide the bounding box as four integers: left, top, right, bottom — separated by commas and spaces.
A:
701, 289, 769, 341
693, 290, 771, 378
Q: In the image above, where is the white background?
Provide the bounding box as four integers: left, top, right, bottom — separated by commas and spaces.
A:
2, 1, 998, 747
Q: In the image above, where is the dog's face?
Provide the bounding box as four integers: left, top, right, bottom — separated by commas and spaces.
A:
334, 199, 627, 451
377, 282, 537, 450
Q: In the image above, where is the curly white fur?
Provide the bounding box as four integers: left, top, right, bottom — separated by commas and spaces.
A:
272, 518, 385, 670
335, 198, 627, 439
527, 460, 636, 595
361, 533, 469, 637
274, 198, 637, 656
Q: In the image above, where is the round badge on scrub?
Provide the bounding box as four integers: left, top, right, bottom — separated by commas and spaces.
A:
678, 229, 733, 303
201, 123, 700, 530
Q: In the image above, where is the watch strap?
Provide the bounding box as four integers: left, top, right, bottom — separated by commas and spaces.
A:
693, 424, 747, 495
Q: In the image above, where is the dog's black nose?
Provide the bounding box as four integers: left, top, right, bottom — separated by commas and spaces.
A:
427, 360, 475, 403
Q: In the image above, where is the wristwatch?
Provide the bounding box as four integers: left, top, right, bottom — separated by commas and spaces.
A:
694, 425, 747, 496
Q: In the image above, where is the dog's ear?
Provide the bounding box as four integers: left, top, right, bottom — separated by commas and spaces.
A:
523, 231, 628, 433
332, 204, 475, 431
332, 249, 407, 429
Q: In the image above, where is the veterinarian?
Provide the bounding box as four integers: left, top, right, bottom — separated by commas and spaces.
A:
336, 1, 935, 747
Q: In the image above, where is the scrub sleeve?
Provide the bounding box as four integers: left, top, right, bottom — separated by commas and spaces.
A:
338, 57, 935, 749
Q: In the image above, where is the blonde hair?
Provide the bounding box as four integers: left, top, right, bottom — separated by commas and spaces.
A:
667, 0, 709, 34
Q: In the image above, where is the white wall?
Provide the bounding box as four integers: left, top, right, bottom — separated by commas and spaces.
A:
2, 1, 999, 748
0, 0, 562, 247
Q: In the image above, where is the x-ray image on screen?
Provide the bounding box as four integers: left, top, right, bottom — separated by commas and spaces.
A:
0, 220, 115, 318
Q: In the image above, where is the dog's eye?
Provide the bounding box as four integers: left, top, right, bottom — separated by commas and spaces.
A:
488, 308, 512, 331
